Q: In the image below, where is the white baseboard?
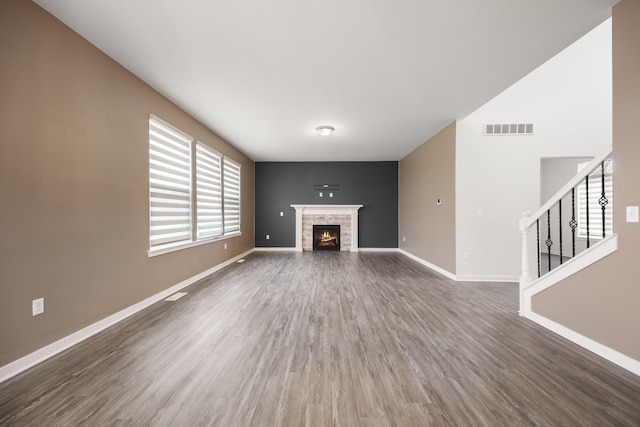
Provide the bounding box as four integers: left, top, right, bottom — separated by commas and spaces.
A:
7, 244, 635, 386
455, 275, 519, 283
526, 311, 640, 377
0, 249, 255, 384
519, 234, 638, 377
253, 247, 398, 253
357, 247, 399, 252
397, 249, 457, 280
253, 247, 296, 252
397, 250, 518, 282
388, 247, 639, 377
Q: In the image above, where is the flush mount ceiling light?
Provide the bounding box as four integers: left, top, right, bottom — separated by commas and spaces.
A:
316, 126, 334, 136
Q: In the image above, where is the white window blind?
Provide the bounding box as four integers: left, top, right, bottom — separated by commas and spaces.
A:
223, 157, 241, 234
196, 143, 223, 239
149, 115, 242, 255
577, 160, 613, 240
149, 117, 193, 251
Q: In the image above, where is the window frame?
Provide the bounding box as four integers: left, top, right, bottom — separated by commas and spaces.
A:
148, 115, 242, 256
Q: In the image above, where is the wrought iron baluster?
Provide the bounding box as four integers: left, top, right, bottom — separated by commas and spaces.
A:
585, 175, 590, 248
546, 210, 552, 272
599, 161, 608, 239
522, 151, 613, 282
559, 199, 563, 265
536, 219, 541, 278
569, 188, 577, 257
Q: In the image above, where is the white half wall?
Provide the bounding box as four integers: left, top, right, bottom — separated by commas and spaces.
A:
455, 19, 612, 279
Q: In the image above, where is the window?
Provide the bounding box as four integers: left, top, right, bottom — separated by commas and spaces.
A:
223, 157, 241, 234
149, 117, 193, 251
196, 143, 223, 239
577, 160, 613, 240
149, 115, 241, 255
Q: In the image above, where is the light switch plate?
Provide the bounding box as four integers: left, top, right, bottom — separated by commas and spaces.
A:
626, 206, 639, 222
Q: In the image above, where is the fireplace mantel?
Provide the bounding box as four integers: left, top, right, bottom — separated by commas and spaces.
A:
291, 204, 363, 252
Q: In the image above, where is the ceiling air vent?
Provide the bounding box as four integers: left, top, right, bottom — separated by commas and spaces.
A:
484, 123, 534, 136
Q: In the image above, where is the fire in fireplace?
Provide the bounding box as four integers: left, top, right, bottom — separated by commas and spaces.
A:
313, 225, 340, 251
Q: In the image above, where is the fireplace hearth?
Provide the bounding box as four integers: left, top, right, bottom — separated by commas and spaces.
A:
313, 225, 340, 251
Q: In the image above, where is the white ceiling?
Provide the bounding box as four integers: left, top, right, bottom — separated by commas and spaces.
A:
34, 0, 616, 161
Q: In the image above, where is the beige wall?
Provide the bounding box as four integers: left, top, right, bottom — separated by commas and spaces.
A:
398, 122, 456, 273
0, 0, 254, 367
532, 0, 640, 361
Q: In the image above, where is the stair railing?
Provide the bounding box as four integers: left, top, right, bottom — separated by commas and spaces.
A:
519, 146, 613, 312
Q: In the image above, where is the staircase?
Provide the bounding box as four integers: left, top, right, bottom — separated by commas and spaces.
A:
518, 146, 616, 316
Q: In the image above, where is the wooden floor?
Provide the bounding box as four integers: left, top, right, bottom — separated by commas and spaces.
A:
1, 252, 639, 426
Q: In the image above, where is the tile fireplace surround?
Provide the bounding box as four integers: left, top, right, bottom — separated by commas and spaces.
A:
291, 205, 363, 252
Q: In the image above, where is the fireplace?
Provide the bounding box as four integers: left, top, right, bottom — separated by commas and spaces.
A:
313, 225, 340, 251
291, 204, 362, 252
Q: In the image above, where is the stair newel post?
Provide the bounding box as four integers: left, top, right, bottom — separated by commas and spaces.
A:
519, 211, 532, 316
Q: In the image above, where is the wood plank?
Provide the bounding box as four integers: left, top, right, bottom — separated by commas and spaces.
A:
1, 252, 639, 426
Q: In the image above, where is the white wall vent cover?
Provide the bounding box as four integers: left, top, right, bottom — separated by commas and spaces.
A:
484, 123, 534, 135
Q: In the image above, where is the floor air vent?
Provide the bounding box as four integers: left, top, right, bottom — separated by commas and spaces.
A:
165, 292, 188, 302
484, 123, 533, 135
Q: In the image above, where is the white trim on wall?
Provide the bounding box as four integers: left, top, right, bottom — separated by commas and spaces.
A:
455, 275, 519, 283
401, 242, 638, 377
253, 247, 296, 252
0, 249, 255, 384
526, 311, 640, 377
398, 249, 457, 280
6, 243, 636, 385
255, 247, 396, 253
398, 249, 518, 282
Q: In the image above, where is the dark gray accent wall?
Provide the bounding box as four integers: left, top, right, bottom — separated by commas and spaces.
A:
255, 162, 398, 248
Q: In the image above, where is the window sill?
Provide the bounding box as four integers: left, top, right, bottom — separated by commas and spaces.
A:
576, 235, 605, 241
148, 232, 242, 258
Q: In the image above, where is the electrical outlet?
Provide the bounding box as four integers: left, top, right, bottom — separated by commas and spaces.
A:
224, 243, 228, 250
463, 252, 469, 260
32, 298, 44, 316
403, 236, 406, 242
280, 211, 283, 216
266, 234, 270, 240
